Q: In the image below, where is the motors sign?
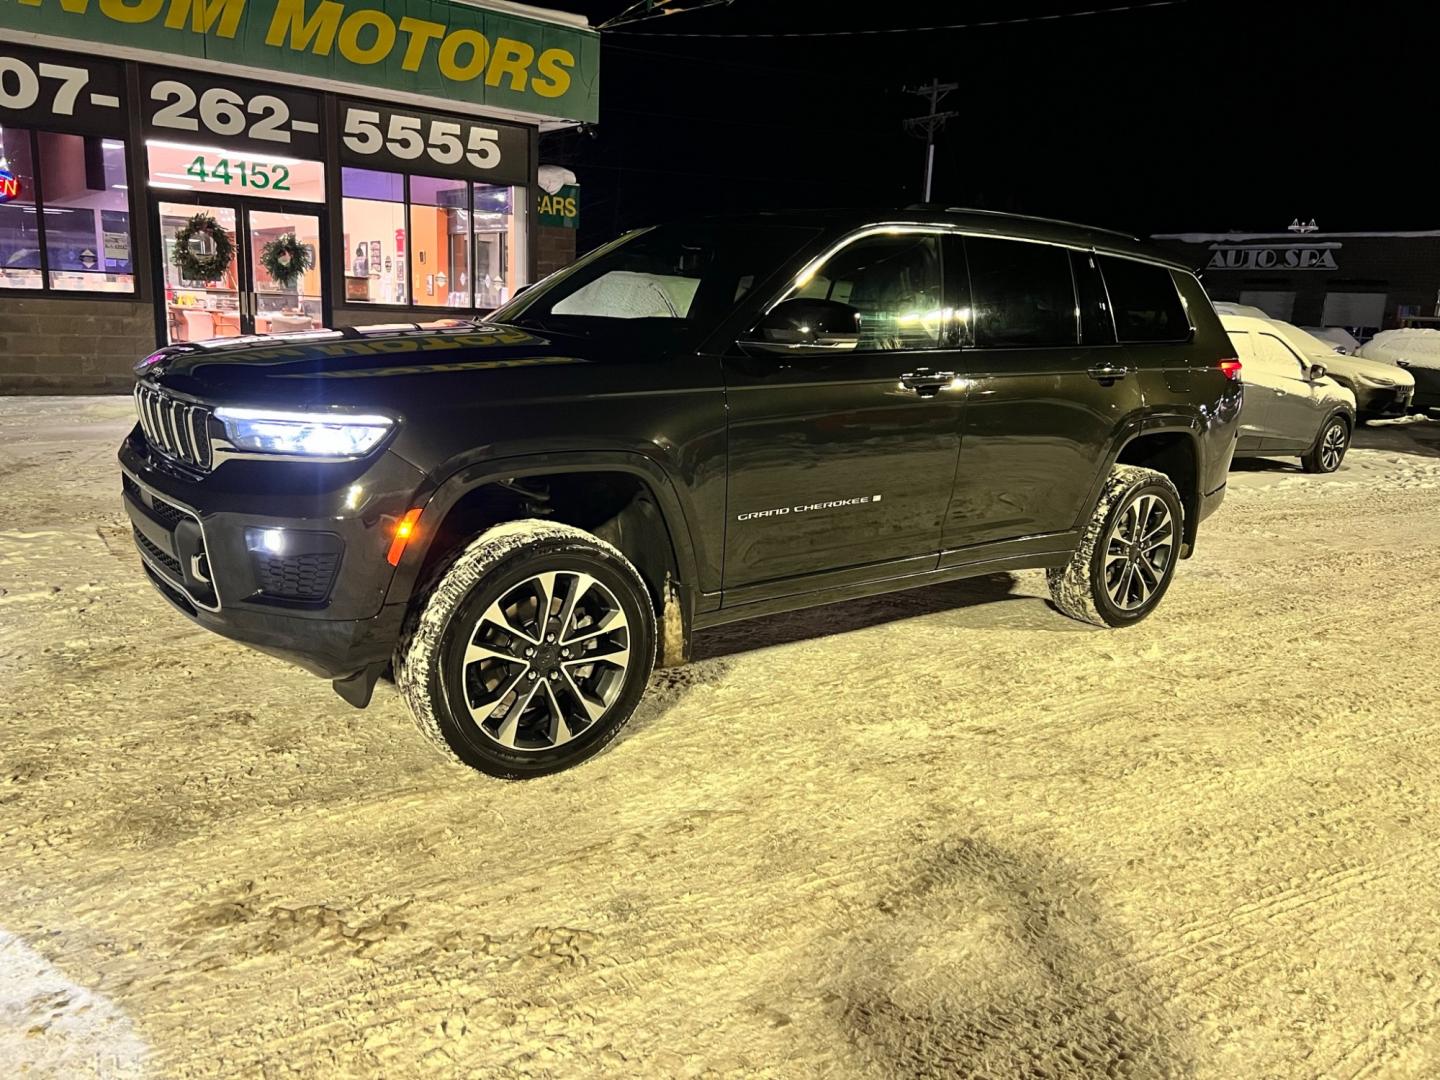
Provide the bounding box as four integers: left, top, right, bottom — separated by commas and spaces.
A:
0, 0, 599, 123
1207, 243, 1340, 271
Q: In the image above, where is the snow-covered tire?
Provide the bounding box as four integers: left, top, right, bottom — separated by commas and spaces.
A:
395, 519, 656, 779
1046, 465, 1184, 628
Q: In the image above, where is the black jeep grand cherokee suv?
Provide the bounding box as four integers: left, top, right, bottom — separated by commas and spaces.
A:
120, 208, 1242, 778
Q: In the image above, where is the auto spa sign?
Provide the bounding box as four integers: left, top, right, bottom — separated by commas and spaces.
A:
0, 0, 599, 123
1206, 243, 1341, 272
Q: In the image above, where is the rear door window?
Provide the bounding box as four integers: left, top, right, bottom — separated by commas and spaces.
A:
966, 237, 1078, 349
1097, 256, 1191, 343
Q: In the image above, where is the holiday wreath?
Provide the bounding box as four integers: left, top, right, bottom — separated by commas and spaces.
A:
171, 212, 234, 281
259, 232, 314, 288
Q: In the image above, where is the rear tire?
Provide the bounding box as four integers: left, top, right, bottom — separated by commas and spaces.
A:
396, 520, 656, 779
1047, 465, 1184, 628
1302, 415, 1349, 473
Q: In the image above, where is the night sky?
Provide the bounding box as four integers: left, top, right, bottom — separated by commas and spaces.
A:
534, 0, 1436, 251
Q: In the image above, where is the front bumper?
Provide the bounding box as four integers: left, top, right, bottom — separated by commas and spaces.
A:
1355, 383, 1415, 419
119, 427, 425, 681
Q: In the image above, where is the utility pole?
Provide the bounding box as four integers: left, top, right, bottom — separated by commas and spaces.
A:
903, 80, 957, 203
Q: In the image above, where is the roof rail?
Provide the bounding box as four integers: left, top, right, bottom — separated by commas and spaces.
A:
904, 204, 1141, 243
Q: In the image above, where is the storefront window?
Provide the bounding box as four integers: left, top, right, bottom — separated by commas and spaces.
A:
41, 133, 133, 292
0, 127, 41, 290
1, 128, 134, 293
410, 174, 469, 309
342, 167, 524, 311
342, 167, 407, 305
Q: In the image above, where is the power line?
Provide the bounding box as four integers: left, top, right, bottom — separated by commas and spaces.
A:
604, 0, 1188, 37
599, 0, 737, 30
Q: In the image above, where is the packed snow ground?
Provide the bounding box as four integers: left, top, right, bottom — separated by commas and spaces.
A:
2, 397, 1439, 1079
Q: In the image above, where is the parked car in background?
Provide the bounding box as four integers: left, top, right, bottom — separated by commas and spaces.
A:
1220, 312, 1357, 472
1215, 307, 1413, 421
1301, 326, 1361, 355
1359, 328, 1440, 415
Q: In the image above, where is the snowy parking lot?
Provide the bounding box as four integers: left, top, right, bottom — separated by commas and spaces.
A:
3, 396, 1440, 1079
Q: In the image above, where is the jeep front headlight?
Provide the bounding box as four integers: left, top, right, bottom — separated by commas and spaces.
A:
213, 407, 394, 457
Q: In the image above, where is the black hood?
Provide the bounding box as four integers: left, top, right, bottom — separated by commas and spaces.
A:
136, 322, 599, 409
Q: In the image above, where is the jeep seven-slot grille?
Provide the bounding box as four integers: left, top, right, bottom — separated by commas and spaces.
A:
134, 383, 213, 470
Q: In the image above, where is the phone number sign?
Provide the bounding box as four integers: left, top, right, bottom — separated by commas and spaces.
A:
0, 43, 125, 134
338, 100, 529, 186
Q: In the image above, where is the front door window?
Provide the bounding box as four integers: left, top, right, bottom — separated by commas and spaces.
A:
159, 201, 242, 344
248, 207, 322, 335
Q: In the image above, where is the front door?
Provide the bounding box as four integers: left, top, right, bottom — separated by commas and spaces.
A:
1254, 332, 1327, 451
155, 196, 326, 344
721, 230, 966, 594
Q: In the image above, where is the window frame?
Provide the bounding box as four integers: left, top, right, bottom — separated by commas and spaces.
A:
1094, 252, 1194, 345
741, 220, 1196, 356
340, 166, 525, 315
0, 125, 140, 300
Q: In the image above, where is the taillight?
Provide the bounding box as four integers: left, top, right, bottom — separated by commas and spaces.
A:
1218, 359, 1242, 380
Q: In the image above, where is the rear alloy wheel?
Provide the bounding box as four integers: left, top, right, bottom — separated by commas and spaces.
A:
1302, 416, 1349, 473
1047, 465, 1184, 628
397, 520, 656, 779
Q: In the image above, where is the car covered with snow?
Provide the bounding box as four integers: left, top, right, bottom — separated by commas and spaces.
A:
119, 208, 1243, 778
1221, 313, 1357, 472
1359, 328, 1440, 414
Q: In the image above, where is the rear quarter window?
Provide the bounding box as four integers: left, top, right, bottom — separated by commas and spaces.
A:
1098, 255, 1191, 343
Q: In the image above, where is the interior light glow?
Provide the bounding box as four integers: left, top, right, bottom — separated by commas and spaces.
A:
146, 138, 304, 165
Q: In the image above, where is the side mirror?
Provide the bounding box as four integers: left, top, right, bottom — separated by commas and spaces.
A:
1308, 362, 1328, 381
737, 297, 861, 356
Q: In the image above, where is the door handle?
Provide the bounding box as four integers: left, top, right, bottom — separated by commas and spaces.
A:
1086, 363, 1129, 382
899, 368, 956, 397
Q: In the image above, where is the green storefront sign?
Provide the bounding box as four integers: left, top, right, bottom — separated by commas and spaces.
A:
537, 183, 577, 228
0, 0, 599, 123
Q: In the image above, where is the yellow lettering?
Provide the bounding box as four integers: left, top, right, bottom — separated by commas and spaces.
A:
163, 0, 245, 37
99, 0, 164, 22
337, 9, 395, 65
484, 37, 533, 91
264, 0, 342, 55
397, 16, 444, 71
437, 29, 488, 82
532, 47, 573, 98
564, 196, 576, 217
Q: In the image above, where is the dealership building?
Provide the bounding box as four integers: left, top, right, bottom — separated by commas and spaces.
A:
1152, 227, 1440, 335
0, 0, 594, 392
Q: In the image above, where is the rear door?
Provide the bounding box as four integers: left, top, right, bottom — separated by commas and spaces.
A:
941, 238, 1136, 557
721, 229, 967, 593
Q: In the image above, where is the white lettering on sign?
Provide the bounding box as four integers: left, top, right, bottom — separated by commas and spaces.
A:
0, 56, 101, 115
1206, 244, 1340, 271
341, 105, 501, 170
737, 494, 884, 522
149, 80, 299, 144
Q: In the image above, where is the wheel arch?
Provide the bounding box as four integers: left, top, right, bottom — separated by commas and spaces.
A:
389, 452, 701, 665
1085, 414, 1205, 557
1307, 404, 1355, 455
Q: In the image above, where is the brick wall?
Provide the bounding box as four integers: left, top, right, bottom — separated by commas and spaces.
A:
0, 299, 155, 394
535, 225, 577, 279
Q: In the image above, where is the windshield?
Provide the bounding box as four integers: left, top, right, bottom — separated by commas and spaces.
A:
488, 223, 819, 344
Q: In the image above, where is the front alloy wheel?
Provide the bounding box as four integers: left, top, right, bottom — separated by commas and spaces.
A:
397, 520, 656, 779
1302, 416, 1349, 474
460, 570, 632, 753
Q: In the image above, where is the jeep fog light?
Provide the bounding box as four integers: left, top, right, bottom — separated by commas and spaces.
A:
214, 407, 393, 457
